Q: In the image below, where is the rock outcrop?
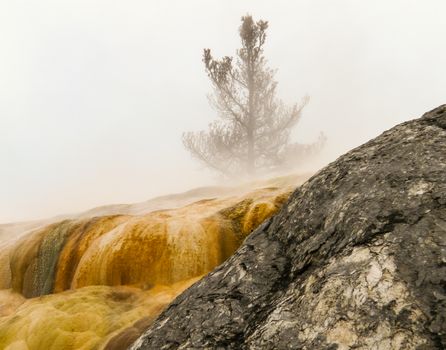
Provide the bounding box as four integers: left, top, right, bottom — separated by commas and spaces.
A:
132, 105, 446, 350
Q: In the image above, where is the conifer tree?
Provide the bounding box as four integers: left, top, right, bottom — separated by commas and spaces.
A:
183, 15, 324, 177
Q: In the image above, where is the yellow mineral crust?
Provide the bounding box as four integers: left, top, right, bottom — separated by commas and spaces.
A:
54, 216, 130, 293
0, 177, 302, 350
0, 278, 198, 350
3, 187, 289, 296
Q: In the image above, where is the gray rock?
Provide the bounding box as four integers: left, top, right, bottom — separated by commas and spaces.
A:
132, 105, 446, 350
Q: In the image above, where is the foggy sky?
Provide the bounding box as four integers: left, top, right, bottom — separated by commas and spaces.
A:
1, 0, 445, 223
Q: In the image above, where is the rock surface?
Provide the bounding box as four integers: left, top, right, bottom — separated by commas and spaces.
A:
132, 105, 446, 350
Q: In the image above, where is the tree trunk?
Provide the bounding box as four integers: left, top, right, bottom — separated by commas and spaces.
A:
246, 52, 255, 176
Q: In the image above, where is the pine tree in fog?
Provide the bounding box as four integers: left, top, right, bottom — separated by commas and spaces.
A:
183, 15, 325, 177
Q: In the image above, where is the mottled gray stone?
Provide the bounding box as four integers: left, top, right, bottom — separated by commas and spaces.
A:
132, 105, 446, 350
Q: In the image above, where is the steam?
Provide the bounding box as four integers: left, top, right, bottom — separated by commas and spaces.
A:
1, 0, 445, 223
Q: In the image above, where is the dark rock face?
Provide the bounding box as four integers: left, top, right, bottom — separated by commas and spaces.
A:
132, 106, 446, 350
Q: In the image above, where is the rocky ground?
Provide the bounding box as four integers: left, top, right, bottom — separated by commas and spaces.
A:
132, 105, 446, 350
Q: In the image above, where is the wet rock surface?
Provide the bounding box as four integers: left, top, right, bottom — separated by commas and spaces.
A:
132, 105, 446, 350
